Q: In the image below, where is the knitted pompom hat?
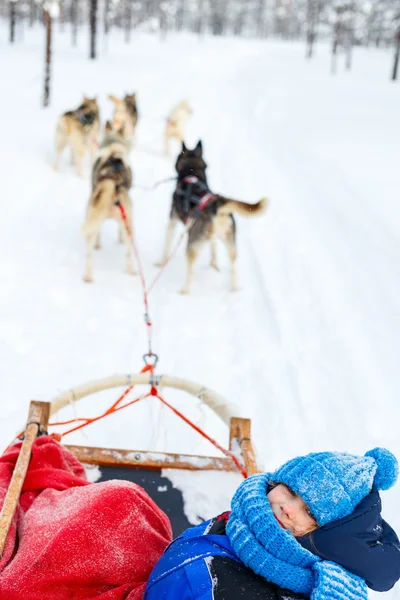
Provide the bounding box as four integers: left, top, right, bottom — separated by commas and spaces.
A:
271, 447, 398, 526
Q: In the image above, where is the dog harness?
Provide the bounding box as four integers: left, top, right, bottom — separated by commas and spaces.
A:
99, 156, 130, 192
76, 109, 97, 126
175, 176, 215, 222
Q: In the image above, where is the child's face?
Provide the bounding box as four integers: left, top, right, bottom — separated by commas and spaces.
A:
267, 483, 317, 536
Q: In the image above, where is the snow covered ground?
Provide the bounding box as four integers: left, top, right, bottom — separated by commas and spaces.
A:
1, 24, 400, 596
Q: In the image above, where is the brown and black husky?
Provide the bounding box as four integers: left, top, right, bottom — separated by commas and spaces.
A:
54, 96, 100, 177
157, 141, 269, 294
82, 122, 135, 283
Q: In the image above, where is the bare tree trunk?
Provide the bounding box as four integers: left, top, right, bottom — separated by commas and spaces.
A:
233, 8, 246, 36
9, 0, 16, 43
43, 10, 52, 107
29, 0, 35, 26
375, 13, 384, 47
176, 0, 185, 30
90, 0, 97, 59
345, 2, 356, 70
159, 3, 167, 39
71, 0, 78, 45
104, 0, 110, 34
59, 0, 65, 30
274, 0, 285, 37
306, 0, 318, 58
124, 0, 131, 42
211, 14, 224, 35
392, 31, 400, 81
345, 25, 353, 69
331, 10, 341, 74
256, 0, 266, 38
194, 0, 205, 35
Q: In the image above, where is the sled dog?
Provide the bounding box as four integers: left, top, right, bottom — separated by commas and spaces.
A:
82, 122, 135, 282
164, 100, 192, 156
157, 141, 269, 294
54, 96, 100, 177
108, 93, 138, 149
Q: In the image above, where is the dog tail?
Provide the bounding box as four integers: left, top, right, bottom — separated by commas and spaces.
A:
82, 180, 116, 236
218, 197, 269, 217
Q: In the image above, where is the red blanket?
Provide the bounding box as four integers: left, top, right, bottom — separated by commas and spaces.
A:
0, 436, 172, 599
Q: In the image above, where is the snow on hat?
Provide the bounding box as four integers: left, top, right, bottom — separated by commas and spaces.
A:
271, 447, 398, 526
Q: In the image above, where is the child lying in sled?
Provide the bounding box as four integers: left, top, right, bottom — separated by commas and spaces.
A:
144, 448, 400, 600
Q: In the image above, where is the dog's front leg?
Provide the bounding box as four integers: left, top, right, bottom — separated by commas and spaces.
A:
180, 243, 202, 295
222, 233, 238, 292
73, 144, 85, 178
53, 130, 66, 171
156, 218, 178, 266
83, 234, 97, 283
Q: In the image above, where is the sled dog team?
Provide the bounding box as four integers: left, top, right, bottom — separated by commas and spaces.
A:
54, 94, 268, 292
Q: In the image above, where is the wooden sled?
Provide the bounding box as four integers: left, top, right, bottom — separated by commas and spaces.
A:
0, 373, 258, 557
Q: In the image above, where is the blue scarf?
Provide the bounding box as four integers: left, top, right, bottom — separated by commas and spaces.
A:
226, 474, 367, 600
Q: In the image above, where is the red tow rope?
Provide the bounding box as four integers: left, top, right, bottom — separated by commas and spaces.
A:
46, 198, 247, 477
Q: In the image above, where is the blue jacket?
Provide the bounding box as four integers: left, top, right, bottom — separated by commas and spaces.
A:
145, 491, 400, 599
299, 489, 400, 592
144, 512, 306, 600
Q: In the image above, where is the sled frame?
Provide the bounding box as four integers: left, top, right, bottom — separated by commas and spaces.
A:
0, 399, 257, 558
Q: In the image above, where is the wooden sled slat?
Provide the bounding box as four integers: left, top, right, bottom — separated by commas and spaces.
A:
229, 417, 259, 476
66, 445, 239, 472
0, 401, 50, 559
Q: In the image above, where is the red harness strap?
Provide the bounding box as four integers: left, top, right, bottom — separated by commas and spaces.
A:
198, 191, 214, 210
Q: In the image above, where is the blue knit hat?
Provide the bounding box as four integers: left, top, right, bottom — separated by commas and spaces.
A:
271, 447, 398, 526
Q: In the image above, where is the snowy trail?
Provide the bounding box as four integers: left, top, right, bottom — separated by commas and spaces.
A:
1, 29, 400, 597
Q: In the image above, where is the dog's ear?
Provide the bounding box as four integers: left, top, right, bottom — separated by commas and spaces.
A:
181, 141, 187, 153
194, 140, 203, 157
108, 94, 121, 105
105, 120, 113, 132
